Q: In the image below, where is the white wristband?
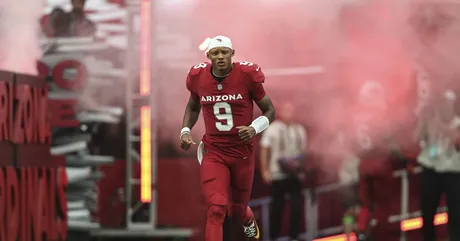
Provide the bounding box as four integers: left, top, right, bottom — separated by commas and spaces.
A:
180, 127, 191, 140
250, 116, 270, 134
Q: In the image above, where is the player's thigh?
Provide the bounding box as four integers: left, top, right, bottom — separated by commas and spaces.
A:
201, 154, 231, 206
230, 155, 255, 204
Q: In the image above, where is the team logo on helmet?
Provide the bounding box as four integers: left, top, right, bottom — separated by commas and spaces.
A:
216, 38, 222, 42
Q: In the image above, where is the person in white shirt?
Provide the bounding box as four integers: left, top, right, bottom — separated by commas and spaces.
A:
260, 102, 307, 241
339, 151, 361, 237
416, 90, 460, 241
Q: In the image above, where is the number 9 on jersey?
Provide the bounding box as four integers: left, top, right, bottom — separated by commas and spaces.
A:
213, 102, 233, 131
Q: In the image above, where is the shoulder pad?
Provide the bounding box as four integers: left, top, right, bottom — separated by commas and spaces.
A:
237, 61, 261, 73
237, 61, 265, 83
188, 62, 210, 76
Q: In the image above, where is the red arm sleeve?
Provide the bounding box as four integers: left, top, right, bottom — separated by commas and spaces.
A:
249, 66, 266, 101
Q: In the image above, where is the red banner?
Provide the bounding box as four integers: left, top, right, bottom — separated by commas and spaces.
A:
0, 70, 68, 241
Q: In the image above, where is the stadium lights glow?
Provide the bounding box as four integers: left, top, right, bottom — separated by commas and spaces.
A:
312, 212, 448, 241
313, 233, 356, 241
140, 106, 152, 203
140, 0, 152, 203
140, 0, 151, 96
401, 212, 448, 232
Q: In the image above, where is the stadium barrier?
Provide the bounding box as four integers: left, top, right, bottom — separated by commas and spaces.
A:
248, 166, 447, 241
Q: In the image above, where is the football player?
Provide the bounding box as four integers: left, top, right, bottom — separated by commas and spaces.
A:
180, 35, 275, 241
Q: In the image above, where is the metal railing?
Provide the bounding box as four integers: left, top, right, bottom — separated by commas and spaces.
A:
249, 166, 446, 241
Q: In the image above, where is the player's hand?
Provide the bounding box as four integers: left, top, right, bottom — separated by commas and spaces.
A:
261, 170, 272, 184
180, 133, 196, 151
236, 126, 256, 142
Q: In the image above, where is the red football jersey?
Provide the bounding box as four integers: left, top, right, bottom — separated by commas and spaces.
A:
186, 62, 266, 157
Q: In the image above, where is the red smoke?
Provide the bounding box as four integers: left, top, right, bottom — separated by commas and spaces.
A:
153, 0, 460, 170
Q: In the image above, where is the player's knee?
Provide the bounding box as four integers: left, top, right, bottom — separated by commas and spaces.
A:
207, 204, 227, 225
208, 192, 228, 206
207, 193, 228, 225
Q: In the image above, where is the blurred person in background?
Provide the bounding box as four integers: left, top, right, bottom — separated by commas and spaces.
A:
410, 4, 460, 240
68, 0, 96, 37
42, 0, 95, 38
43, 8, 72, 37
260, 101, 307, 241
416, 90, 460, 241
354, 135, 409, 241
180, 35, 275, 241
338, 144, 361, 237
338, 2, 416, 239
